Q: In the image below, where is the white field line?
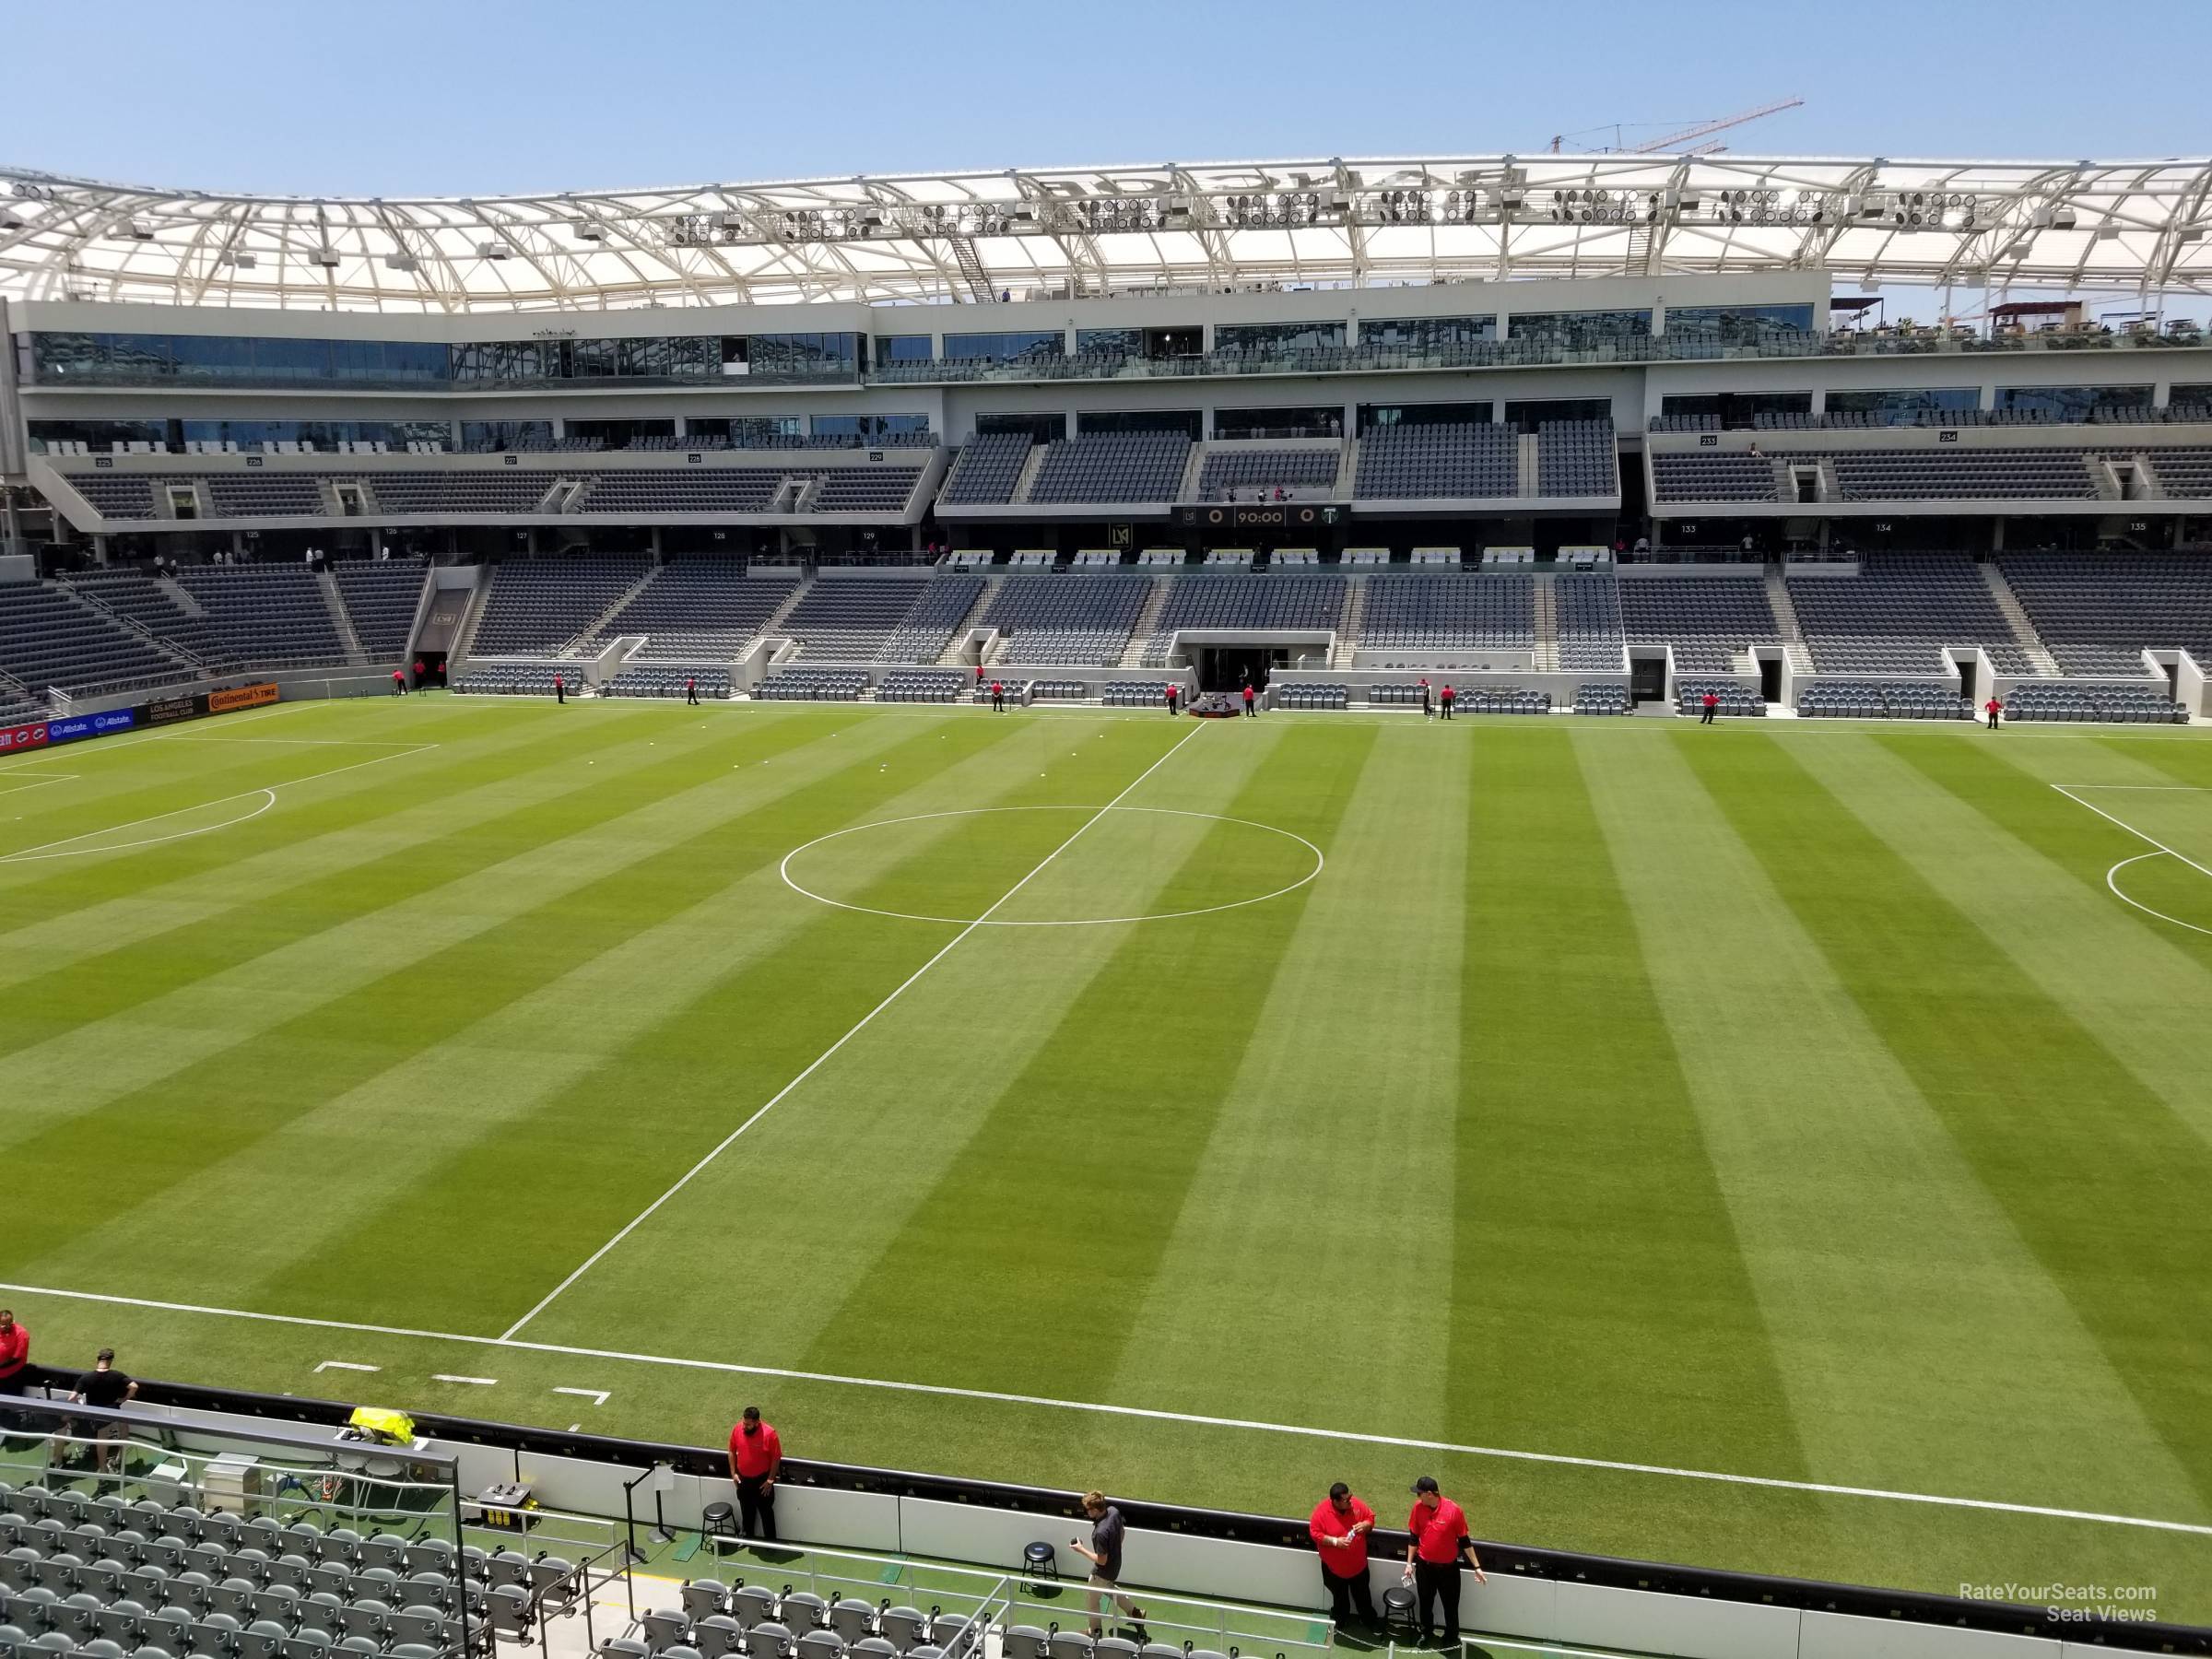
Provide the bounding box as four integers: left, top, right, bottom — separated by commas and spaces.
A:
779, 805, 1323, 928
0, 745, 436, 864
2051, 783, 2212, 937
313, 1360, 380, 1374
2051, 783, 2212, 881
0, 773, 76, 797
432, 1373, 498, 1386
0, 702, 314, 773
498, 719, 1210, 1339
3, 1279, 2205, 1540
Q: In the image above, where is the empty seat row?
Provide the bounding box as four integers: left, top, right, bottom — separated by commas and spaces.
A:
755, 669, 866, 701
1354, 424, 1516, 499
1795, 680, 1971, 720
453, 664, 572, 696
1571, 683, 1632, 715
600, 665, 733, 700
1675, 677, 1768, 717
329, 560, 429, 660
592, 562, 799, 660
876, 670, 967, 703
471, 557, 651, 654
2006, 684, 2187, 723
170, 565, 346, 666
1274, 684, 1347, 710
979, 577, 1151, 665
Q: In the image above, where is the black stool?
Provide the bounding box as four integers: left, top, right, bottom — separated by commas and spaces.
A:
1381, 1584, 1417, 1632
1022, 1541, 1058, 1595
702, 1501, 739, 1556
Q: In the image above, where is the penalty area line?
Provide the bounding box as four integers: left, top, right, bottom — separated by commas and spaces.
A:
0, 1280, 2204, 1539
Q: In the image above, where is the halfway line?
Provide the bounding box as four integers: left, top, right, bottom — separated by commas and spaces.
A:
498, 719, 1209, 1338
3, 1279, 2203, 1539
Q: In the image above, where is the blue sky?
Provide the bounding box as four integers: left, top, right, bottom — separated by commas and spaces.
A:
6, 0, 2210, 197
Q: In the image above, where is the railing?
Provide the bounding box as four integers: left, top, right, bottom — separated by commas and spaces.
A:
28, 326, 2212, 401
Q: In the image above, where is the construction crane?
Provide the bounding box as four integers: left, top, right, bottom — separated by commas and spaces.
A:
1549, 98, 1805, 157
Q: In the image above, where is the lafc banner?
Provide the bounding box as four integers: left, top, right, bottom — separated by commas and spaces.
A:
208, 681, 280, 714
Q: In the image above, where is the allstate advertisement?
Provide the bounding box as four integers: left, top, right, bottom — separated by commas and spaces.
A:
46, 709, 137, 745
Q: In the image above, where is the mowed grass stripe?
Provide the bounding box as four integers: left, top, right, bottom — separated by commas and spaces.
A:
1453, 730, 1810, 1484
794, 721, 1376, 1394
0, 704, 598, 961
325, 717, 1193, 1332
1096, 721, 1465, 1437
0, 716, 741, 1000
1, 714, 1039, 1280
0, 705, 701, 1025
1580, 731, 2204, 1521
27, 714, 1127, 1310
1682, 732, 2212, 1512
0, 712, 917, 1156
1809, 735, 2212, 1155
521, 724, 1284, 1363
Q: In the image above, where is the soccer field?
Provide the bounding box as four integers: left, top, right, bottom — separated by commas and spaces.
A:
1, 695, 2206, 1622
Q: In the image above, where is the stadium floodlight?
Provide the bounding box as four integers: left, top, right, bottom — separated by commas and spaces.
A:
219, 251, 258, 269
118, 217, 155, 241
571, 220, 606, 241
311, 246, 340, 267
385, 253, 419, 272
477, 241, 511, 260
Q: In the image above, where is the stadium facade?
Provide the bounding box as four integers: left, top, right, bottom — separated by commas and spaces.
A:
3, 156, 2212, 723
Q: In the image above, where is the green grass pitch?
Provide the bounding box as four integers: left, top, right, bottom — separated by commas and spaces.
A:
1, 695, 2207, 1621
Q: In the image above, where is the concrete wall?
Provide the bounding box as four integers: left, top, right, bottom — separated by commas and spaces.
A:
51, 1395, 2122, 1659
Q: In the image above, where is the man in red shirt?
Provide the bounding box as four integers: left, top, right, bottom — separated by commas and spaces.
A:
1308, 1482, 1376, 1628
1983, 695, 2003, 731
392, 668, 406, 697
0, 1310, 28, 1395
726, 1406, 783, 1541
1165, 683, 1179, 716
1700, 690, 1720, 724
686, 677, 700, 707
990, 679, 1006, 712
1241, 682, 1256, 718
1402, 1477, 1484, 1647
1440, 684, 1454, 721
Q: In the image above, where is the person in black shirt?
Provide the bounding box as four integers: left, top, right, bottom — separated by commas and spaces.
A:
1072, 1490, 1147, 1640
67, 1348, 137, 1472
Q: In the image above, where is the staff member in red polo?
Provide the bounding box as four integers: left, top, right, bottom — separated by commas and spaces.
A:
0, 1311, 29, 1396
726, 1406, 783, 1541
1308, 1481, 1376, 1627
1402, 1476, 1483, 1647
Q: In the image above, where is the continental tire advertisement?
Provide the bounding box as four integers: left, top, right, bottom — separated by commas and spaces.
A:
207, 681, 280, 715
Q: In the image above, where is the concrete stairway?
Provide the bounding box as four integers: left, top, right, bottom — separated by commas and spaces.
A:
935, 575, 1004, 665
316, 570, 368, 664
1980, 562, 2063, 677
1764, 566, 1815, 673
1330, 577, 1367, 666
1532, 578, 1560, 670
1118, 575, 1175, 667
558, 565, 663, 656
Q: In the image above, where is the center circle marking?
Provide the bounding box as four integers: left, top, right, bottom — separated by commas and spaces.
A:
778, 805, 1324, 926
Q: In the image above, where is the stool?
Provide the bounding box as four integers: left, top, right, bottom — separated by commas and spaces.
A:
702, 1501, 739, 1555
1381, 1584, 1417, 1631
1021, 1541, 1057, 1594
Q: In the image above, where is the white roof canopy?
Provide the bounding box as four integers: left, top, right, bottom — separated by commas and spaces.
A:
4, 154, 2210, 314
